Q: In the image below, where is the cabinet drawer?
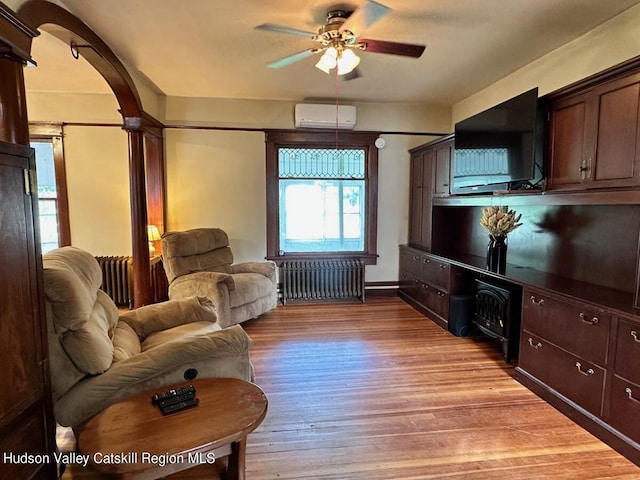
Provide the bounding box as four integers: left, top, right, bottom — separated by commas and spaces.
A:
519, 331, 605, 416
399, 271, 421, 302
422, 283, 449, 320
608, 375, 640, 442
523, 290, 610, 365
421, 256, 450, 291
614, 319, 640, 384
400, 247, 422, 278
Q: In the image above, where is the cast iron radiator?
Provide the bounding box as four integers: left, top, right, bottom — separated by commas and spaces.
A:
281, 259, 365, 304
95, 256, 133, 308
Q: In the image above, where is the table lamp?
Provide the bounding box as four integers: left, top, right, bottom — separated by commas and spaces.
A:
147, 225, 161, 256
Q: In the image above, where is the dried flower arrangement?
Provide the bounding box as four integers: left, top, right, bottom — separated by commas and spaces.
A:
480, 206, 522, 238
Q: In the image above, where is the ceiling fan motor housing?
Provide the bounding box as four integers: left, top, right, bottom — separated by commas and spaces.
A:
318, 10, 356, 46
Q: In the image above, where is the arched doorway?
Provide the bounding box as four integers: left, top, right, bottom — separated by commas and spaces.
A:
18, 0, 166, 307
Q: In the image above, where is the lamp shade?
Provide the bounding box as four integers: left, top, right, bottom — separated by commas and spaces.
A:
315, 46, 338, 74
337, 48, 360, 75
147, 225, 161, 241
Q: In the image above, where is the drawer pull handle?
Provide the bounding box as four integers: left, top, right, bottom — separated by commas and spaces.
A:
527, 338, 542, 349
530, 296, 545, 306
578, 312, 598, 325
439, 264, 447, 270
575, 362, 594, 376
625, 388, 640, 405
631, 331, 640, 343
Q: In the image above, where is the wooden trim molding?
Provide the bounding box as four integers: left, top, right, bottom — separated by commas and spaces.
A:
264, 129, 380, 264
17, 1, 143, 118
29, 123, 71, 246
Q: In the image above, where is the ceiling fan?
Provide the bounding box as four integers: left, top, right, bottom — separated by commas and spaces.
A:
255, 0, 426, 78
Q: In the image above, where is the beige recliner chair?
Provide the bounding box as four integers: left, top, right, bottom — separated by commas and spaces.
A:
43, 246, 254, 428
161, 228, 278, 328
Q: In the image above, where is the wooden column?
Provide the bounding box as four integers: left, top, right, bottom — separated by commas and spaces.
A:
0, 56, 29, 145
127, 126, 152, 307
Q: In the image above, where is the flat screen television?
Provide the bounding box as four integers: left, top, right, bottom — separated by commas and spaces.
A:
452, 87, 545, 195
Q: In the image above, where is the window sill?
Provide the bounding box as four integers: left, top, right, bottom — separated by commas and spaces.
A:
266, 253, 378, 266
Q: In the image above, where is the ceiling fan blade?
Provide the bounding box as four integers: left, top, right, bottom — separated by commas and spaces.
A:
342, 66, 362, 81
255, 23, 317, 39
267, 49, 318, 69
359, 39, 426, 58
339, 0, 391, 36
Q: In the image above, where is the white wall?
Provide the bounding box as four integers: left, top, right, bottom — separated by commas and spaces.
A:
63, 125, 131, 255
164, 128, 266, 264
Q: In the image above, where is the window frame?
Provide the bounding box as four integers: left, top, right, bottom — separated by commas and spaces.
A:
29, 123, 71, 248
265, 129, 379, 265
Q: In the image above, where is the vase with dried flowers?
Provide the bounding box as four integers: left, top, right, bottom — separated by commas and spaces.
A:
480, 206, 522, 273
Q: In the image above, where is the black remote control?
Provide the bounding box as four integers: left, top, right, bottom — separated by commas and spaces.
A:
151, 385, 196, 404
158, 391, 196, 408
160, 397, 199, 415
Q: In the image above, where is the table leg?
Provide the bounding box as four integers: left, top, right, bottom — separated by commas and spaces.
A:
222, 438, 247, 480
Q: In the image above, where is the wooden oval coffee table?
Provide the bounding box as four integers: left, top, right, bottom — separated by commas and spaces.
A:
76, 378, 267, 480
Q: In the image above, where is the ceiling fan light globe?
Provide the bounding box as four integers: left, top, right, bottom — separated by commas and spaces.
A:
315, 47, 338, 74
337, 48, 360, 75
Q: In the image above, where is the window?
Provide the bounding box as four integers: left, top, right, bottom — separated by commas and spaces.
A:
29, 124, 70, 253
265, 130, 379, 264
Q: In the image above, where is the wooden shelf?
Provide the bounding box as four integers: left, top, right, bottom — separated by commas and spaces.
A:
433, 188, 640, 207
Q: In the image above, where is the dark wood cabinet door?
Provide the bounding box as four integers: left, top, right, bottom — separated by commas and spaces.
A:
419, 150, 435, 249
0, 142, 56, 479
591, 74, 640, 187
548, 71, 640, 191
433, 140, 452, 197
548, 94, 590, 189
408, 153, 424, 247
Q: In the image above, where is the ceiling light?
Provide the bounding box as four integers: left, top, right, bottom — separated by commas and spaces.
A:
315, 46, 338, 74
315, 46, 360, 76
337, 48, 360, 75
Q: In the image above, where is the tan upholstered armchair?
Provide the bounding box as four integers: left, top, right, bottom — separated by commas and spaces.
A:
161, 228, 278, 328
43, 246, 254, 428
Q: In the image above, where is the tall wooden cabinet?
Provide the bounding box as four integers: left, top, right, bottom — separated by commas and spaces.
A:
0, 6, 57, 479
0, 142, 56, 479
408, 135, 453, 249
408, 146, 434, 249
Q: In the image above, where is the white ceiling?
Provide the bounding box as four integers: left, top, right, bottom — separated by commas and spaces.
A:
22, 0, 640, 106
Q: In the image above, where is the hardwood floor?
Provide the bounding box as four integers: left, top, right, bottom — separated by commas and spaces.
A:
60, 296, 639, 479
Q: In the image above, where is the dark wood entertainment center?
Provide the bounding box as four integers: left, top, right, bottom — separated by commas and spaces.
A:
398, 57, 640, 465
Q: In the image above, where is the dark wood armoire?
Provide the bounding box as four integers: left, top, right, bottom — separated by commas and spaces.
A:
0, 4, 57, 479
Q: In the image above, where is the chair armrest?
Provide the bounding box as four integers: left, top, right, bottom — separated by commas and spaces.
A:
168, 271, 235, 301
118, 296, 217, 340
231, 261, 276, 282
56, 325, 254, 428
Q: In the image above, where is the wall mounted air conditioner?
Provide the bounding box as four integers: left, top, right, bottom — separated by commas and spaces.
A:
294, 103, 357, 129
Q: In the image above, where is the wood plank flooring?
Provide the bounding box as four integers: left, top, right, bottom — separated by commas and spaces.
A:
60, 296, 639, 479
